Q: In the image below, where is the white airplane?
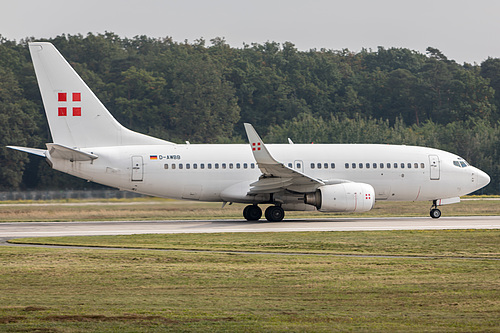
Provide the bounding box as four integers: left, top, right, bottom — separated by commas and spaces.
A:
8, 42, 491, 222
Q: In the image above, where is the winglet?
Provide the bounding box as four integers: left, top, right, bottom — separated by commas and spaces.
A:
243, 123, 278, 165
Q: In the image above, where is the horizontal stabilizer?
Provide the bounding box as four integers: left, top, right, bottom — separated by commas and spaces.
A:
7, 146, 47, 157
46, 143, 98, 161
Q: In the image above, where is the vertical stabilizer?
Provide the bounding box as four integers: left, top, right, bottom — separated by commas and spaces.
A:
29, 42, 171, 148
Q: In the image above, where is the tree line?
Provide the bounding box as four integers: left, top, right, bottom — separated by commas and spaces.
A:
1, 32, 499, 193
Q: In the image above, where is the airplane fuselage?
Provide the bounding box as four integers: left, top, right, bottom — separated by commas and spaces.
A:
49, 143, 486, 208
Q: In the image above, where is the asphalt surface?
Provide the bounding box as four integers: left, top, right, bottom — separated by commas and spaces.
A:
1, 216, 498, 260
1, 216, 499, 241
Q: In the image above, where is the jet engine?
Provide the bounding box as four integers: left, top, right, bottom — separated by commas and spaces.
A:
304, 183, 375, 212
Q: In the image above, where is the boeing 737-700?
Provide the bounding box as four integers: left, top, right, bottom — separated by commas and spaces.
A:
8, 42, 491, 222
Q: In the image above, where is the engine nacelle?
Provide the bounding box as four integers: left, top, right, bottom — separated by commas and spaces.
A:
304, 183, 375, 213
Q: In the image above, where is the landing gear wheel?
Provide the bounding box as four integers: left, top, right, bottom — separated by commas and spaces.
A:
430, 208, 441, 219
243, 205, 262, 221
265, 206, 285, 222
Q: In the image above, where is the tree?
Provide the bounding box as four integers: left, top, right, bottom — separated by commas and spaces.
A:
168, 54, 240, 143
0, 67, 39, 189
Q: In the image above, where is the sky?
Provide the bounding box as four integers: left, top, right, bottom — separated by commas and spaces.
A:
1, 0, 499, 64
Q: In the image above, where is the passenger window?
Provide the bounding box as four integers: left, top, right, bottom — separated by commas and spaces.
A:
366, 163, 370, 169
373, 163, 377, 169
179, 163, 183, 169
401, 163, 404, 169
311, 163, 315, 169
380, 163, 384, 169
352, 163, 356, 169
407, 163, 411, 169
296, 163, 301, 169
172, 164, 176, 169
317, 163, 321, 169
164, 164, 168, 169
244, 163, 248, 169
222, 163, 226, 169
236, 163, 240, 169
215, 163, 220, 169
414, 163, 418, 169
421, 163, 425, 168
186, 163, 190, 169
387, 163, 391, 169
288, 163, 292, 168
201, 163, 205, 169
208, 163, 212, 169
193, 163, 197, 169
331, 163, 335, 169
251, 163, 255, 169
394, 163, 398, 169
359, 163, 363, 169
324, 163, 328, 169
345, 163, 349, 169
229, 163, 233, 169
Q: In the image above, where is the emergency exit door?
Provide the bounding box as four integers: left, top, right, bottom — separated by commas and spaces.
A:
429, 155, 440, 180
131, 156, 143, 181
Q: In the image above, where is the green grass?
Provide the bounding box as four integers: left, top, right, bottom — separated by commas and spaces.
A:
2, 230, 500, 332
10, 229, 500, 258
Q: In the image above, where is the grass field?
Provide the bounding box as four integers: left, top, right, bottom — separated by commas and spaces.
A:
1, 230, 500, 332
1, 196, 500, 222
1, 198, 499, 331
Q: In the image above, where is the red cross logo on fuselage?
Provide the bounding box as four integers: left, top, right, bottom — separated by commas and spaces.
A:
57, 92, 81, 116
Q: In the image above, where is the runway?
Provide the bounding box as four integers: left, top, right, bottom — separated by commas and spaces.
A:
1, 216, 499, 241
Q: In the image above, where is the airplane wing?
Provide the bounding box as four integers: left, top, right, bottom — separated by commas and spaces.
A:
244, 123, 325, 194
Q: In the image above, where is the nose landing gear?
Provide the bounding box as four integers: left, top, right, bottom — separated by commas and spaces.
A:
430, 200, 442, 218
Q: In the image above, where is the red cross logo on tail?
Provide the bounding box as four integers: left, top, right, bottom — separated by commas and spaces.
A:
57, 92, 82, 116
252, 142, 261, 151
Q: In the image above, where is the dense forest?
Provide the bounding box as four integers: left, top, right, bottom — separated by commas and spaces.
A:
1, 32, 500, 194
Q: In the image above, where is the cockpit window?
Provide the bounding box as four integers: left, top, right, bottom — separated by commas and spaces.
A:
453, 159, 469, 168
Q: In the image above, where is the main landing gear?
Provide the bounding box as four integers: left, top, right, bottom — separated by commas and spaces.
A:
243, 205, 285, 222
430, 200, 442, 219
242, 205, 262, 221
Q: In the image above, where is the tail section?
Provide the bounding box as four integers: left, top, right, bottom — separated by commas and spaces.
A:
29, 42, 171, 148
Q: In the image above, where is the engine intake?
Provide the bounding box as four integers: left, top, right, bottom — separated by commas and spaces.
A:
304, 183, 375, 212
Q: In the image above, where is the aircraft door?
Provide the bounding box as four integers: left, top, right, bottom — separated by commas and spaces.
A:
429, 155, 440, 180
294, 160, 304, 173
131, 156, 143, 181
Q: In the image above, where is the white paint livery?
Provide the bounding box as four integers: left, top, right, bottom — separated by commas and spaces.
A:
8, 43, 491, 221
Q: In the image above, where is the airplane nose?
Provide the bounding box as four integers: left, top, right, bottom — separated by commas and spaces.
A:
476, 169, 491, 189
